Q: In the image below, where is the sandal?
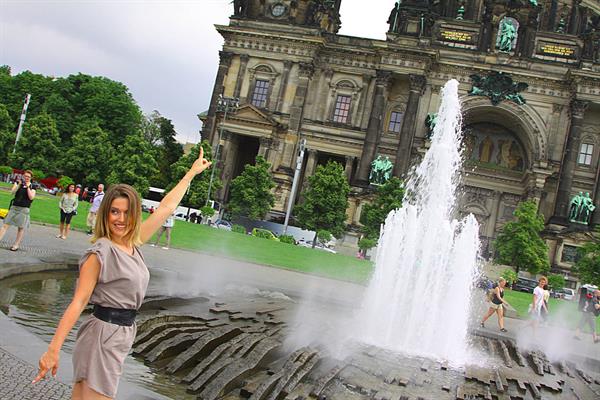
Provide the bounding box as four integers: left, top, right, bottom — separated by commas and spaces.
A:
55, 234, 63, 238
480, 322, 485, 328
500, 328, 508, 332
9, 246, 18, 251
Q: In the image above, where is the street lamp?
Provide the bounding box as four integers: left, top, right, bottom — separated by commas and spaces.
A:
206, 94, 239, 205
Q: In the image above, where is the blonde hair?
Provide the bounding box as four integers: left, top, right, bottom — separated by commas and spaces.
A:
92, 184, 142, 246
538, 275, 547, 283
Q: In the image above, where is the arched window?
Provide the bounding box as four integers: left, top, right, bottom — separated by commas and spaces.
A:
247, 64, 278, 109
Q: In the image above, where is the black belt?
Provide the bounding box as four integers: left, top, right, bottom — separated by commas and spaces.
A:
93, 304, 137, 326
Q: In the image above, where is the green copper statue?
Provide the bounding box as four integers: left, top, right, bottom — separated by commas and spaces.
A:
569, 192, 596, 224
456, 5, 465, 21
529, 0, 538, 6
496, 18, 518, 53
369, 155, 393, 185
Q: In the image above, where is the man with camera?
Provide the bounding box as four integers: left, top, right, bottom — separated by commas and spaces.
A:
0, 170, 36, 251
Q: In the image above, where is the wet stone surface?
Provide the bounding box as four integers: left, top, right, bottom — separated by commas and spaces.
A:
0, 348, 71, 400
134, 298, 600, 400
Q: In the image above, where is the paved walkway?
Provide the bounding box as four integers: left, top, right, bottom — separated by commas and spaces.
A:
1, 223, 599, 398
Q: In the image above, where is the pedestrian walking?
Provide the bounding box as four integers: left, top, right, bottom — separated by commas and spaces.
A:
540, 283, 550, 325
33, 147, 212, 399
480, 278, 510, 332
0, 170, 36, 251
87, 184, 105, 235
151, 212, 174, 249
57, 183, 79, 239
574, 289, 600, 343
528, 276, 548, 336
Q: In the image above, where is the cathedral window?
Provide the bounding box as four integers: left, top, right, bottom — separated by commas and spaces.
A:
388, 111, 403, 133
578, 143, 593, 166
332, 95, 351, 123
251, 79, 270, 108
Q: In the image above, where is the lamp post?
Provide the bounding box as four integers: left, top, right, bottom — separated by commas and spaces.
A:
283, 138, 306, 235
13, 94, 31, 153
206, 94, 239, 206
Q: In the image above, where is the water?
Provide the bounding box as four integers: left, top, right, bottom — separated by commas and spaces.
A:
0, 271, 194, 399
357, 79, 480, 364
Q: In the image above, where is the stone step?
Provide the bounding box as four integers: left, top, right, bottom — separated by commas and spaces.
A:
145, 330, 209, 363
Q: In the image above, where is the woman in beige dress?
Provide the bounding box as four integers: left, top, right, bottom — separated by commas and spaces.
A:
33, 148, 212, 399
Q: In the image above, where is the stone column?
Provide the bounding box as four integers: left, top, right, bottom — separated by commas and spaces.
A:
355, 74, 373, 128
204, 51, 233, 144
275, 61, 292, 112
356, 70, 392, 184
552, 100, 588, 223
547, 0, 558, 31
568, 0, 582, 35
289, 62, 314, 133
344, 156, 355, 181
393, 74, 426, 177
233, 54, 249, 99
258, 136, 271, 158
217, 131, 237, 202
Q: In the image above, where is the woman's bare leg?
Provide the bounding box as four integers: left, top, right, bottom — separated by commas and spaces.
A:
72, 380, 113, 400
481, 307, 495, 325
496, 307, 504, 329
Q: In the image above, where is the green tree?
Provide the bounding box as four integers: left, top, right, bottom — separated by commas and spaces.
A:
63, 125, 114, 186
360, 177, 404, 242
228, 156, 275, 220
547, 274, 566, 290
57, 175, 75, 189
9, 113, 60, 173
500, 268, 518, 286
0, 103, 15, 165
106, 134, 158, 197
150, 113, 184, 188
494, 200, 550, 274
167, 141, 219, 208
358, 237, 376, 256
574, 228, 600, 286
295, 161, 350, 247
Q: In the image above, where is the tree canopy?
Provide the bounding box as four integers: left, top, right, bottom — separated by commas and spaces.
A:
574, 227, 600, 286
295, 161, 350, 246
494, 200, 550, 274
360, 177, 404, 242
228, 156, 275, 220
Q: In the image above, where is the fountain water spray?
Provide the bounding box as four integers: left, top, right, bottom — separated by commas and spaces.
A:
357, 79, 480, 364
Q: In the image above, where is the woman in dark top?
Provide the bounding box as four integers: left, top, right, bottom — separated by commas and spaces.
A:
480, 278, 510, 332
0, 170, 36, 251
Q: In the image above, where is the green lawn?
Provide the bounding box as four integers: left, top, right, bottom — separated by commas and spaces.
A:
504, 289, 600, 332
0, 187, 373, 283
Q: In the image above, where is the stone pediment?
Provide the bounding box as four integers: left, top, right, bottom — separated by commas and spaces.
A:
229, 104, 281, 128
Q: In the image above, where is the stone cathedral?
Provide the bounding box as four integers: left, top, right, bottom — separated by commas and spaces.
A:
201, 0, 600, 280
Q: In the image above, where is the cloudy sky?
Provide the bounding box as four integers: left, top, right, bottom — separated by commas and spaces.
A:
0, 0, 392, 143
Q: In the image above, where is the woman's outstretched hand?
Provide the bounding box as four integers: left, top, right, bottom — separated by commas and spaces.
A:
190, 146, 212, 176
32, 350, 59, 383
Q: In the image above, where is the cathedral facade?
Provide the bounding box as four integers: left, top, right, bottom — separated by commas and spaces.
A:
201, 0, 600, 279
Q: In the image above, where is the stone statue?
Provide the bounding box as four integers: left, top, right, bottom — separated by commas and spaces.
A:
529, 0, 538, 6
233, 0, 249, 17
387, 2, 401, 33
569, 192, 584, 222
456, 4, 465, 21
556, 15, 566, 34
369, 155, 394, 185
579, 192, 596, 224
496, 17, 518, 52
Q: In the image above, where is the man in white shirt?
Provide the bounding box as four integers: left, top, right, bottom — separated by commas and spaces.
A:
86, 184, 104, 235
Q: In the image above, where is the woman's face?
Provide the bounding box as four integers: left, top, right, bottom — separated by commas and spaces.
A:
499, 280, 506, 288
67, 185, 75, 193
108, 197, 130, 241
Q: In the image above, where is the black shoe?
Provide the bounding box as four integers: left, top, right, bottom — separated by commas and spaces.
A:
480, 322, 485, 328
500, 328, 507, 332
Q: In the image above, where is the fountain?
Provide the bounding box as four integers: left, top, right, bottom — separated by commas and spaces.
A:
357, 79, 480, 364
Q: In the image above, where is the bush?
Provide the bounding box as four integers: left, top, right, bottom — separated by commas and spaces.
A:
317, 230, 332, 245
232, 224, 246, 234
358, 238, 376, 252
548, 274, 566, 290
500, 268, 518, 285
279, 234, 296, 245
31, 169, 46, 180
253, 229, 274, 239
0, 165, 12, 176
57, 175, 74, 189
200, 206, 216, 218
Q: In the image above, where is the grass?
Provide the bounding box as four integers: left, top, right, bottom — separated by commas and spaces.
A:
504, 289, 600, 333
0, 187, 373, 283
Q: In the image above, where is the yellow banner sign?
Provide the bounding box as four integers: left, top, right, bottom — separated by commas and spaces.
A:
539, 44, 575, 57
440, 30, 472, 42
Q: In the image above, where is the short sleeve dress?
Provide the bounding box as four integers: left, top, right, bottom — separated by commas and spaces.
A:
72, 238, 150, 398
